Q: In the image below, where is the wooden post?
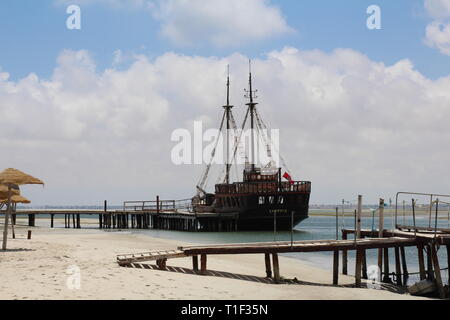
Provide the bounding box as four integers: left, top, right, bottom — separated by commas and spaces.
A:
417, 245, 427, 281
447, 245, 450, 286
156, 196, 160, 214
394, 246, 402, 286
362, 250, 368, 280
356, 195, 362, 239
355, 249, 363, 287
383, 248, 390, 283
265, 253, 272, 278
272, 253, 280, 283
342, 231, 348, 275
426, 245, 434, 280
333, 250, 339, 285
378, 199, 384, 273
27, 230, 32, 240
200, 254, 207, 275
430, 244, 445, 299
2, 186, 12, 250
400, 246, 409, 283
51, 214, 54, 228
192, 256, 199, 271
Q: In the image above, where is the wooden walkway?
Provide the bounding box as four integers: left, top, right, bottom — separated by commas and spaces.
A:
4, 207, 239, 232
117, 230, 450, 298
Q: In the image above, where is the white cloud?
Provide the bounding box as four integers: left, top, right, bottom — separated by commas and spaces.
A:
55, 0, 293, 47
2, 47, 450, 205
149, 0, 293, 47
424, 0, 450, 56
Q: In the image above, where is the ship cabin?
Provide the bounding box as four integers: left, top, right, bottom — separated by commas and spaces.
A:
214, 167, 311, 211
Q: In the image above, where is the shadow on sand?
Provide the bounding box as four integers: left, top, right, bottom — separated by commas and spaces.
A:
122, 263, 409, 295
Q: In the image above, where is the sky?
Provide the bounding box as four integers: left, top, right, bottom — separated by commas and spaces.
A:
1, 0, 450, 206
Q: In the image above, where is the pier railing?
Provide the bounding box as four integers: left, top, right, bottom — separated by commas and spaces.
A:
215, 181, 311, 194
123, 199, 193, 213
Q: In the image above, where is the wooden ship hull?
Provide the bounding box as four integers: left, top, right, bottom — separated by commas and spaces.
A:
194, 180, 311, 231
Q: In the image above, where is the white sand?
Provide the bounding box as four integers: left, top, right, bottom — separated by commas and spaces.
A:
0, 224, 428, 300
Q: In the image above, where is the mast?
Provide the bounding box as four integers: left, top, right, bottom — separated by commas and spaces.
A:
224, 65, 233, 184
245, 60, 258, 171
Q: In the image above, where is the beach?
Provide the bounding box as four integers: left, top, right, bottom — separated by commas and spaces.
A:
0, 223, 429, 300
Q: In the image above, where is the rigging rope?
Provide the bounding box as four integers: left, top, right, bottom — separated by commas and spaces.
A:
254, 109, 292, 175
196, 111, 226, 194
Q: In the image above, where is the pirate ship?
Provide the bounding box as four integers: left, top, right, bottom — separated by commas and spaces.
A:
192, 65, 311, 231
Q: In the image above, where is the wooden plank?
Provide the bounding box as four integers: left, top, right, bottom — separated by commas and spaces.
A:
333, 250, 339, 285
181, 238, 418, 256
396, 224, 450, 234
430, 244, 446, 299
272, 253, 280, 283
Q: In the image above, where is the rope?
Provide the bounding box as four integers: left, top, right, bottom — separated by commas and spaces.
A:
196, 111, 226, 194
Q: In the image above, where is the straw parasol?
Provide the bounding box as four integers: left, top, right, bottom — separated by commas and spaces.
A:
0, 195, 31, 204
0, 168, 43, 250
0, 184, 19, 200
0, 194, 31, 239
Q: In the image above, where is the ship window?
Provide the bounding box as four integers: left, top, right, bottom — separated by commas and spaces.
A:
258, 196, 264, 205
278, 196, 284, 204
269, 196, 275, 204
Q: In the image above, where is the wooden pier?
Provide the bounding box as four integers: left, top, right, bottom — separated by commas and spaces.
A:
117, 228, 450, 299
3, 198, 240, 232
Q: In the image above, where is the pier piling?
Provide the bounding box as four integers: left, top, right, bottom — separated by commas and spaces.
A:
333, 250, 339, 285
394, 246, 402, 286
272, 253, 280, 283
265, 253, 272, 278
417, 244, 427, 280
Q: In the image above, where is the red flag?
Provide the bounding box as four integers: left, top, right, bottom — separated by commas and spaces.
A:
283, 172, 294, 185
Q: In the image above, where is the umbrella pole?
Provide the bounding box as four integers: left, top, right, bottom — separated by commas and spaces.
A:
2, 185, 11, 250
11, 203, 15, 239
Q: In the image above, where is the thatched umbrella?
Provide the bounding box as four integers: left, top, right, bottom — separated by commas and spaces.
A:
0, 169, 43, 250
0, 195, 31, 204
0, 195, 31, 239
0, 184, 19, 201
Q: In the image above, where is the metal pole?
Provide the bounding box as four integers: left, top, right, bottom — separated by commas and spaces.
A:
435, 199, 439, 239
356, 195, 362, 239
379, 199, 384, 238
336, 207, 339, 240
429, 195, 433, 228
402, 200, 405, 225
354, 210, 357, 246
273, 211, 276, 242
291, 210, 294, 247
412, 199, 417, 237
